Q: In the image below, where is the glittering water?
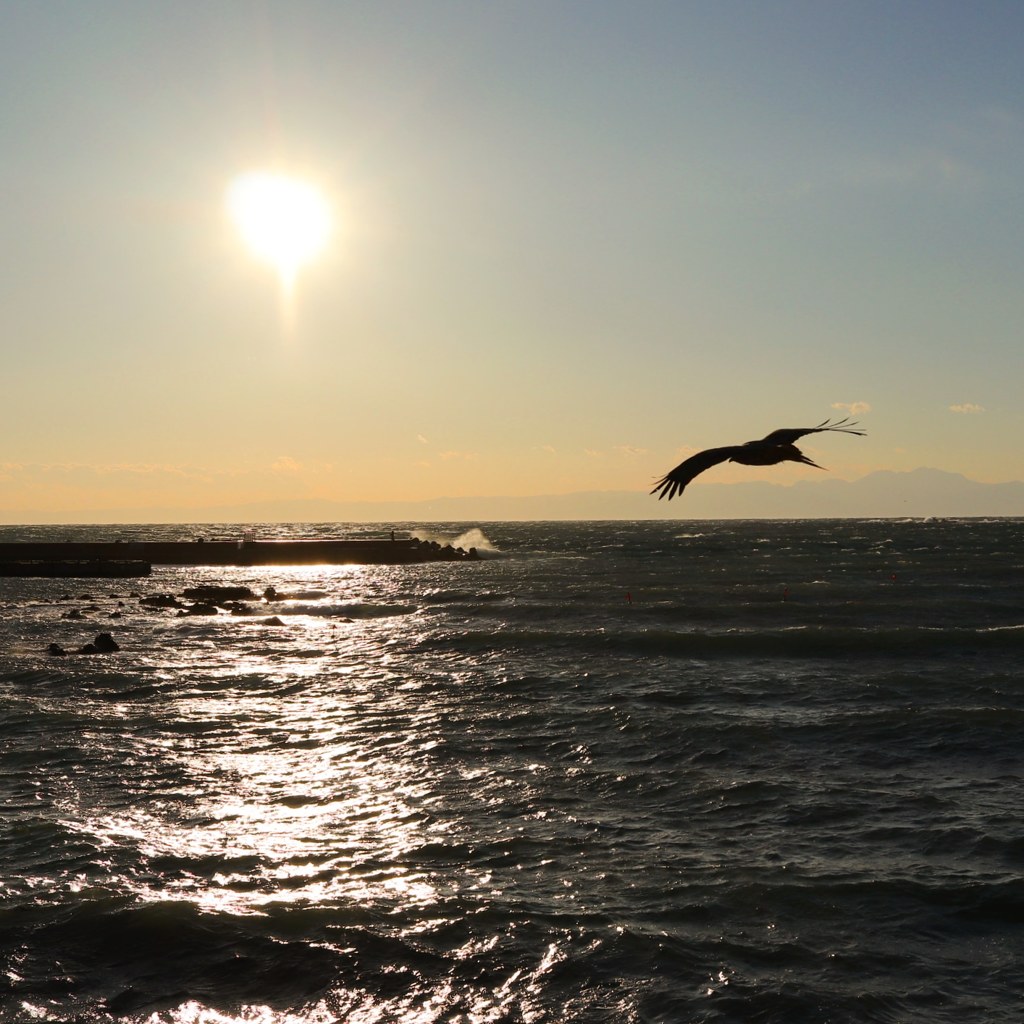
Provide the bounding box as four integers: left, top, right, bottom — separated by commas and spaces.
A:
1, 520, 1022, 1023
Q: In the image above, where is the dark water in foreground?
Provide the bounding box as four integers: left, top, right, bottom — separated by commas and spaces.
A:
1, 519, 1022, 1023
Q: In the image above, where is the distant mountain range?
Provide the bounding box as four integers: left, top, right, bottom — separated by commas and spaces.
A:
4, 468, 1022, 524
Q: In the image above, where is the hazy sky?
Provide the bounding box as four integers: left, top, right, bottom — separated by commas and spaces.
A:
3, 1, 1022, 518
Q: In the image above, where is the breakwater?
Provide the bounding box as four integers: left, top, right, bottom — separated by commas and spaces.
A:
0, 537, 478, 571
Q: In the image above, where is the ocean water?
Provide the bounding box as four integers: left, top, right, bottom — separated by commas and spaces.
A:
1, 519, 1022, 1024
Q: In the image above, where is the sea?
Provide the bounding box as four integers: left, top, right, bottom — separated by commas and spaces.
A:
1, 519, 1022, 1024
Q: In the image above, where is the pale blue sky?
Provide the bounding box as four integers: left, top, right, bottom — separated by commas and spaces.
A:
2, 1, 1022, 517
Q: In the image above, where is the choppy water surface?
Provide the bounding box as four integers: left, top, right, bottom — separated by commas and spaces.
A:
1, 519, 1022, 1023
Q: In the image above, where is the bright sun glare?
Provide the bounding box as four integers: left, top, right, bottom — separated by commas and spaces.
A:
227, 171, 332, 291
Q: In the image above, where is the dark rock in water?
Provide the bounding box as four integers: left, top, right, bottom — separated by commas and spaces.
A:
47, 643, 67, 657
109, 610, 122, 618
228, 603, 255, 616
183, 585, 257, 603
140, 594, 184, 609
178, 603, 219, 616
62, 609, 84, 620
105, 987, 143, 1015
93, 632, 120, 653
77, 632, 120, 654
263, 616, 286, 626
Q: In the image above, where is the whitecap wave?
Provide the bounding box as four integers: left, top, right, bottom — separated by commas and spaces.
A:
410, 527, 501, 557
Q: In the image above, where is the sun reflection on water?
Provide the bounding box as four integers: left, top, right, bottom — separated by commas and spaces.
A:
75, 724, 445, 917
48, 574, 451, 924
12, 560, 589, 1023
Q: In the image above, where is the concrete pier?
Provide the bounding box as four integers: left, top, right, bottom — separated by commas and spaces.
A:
0, 538, 478, 571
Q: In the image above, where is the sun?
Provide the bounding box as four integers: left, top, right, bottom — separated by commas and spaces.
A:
227, 171, 332, 291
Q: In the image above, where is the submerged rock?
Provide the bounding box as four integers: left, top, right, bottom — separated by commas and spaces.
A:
178, 603, 219, 616
77, 632, 120, 654
183, 585, 257, 603
140, 593, 184, 609
93, 632, 120, 653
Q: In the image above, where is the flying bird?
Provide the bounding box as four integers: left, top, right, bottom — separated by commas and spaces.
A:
651, 418, 866, 501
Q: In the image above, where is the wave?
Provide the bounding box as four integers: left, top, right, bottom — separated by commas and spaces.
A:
260, 601, 418, 620
418, 622, 1024, 659
410, 526, 502, 557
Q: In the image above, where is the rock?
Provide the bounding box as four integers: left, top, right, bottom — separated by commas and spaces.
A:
178, 603, 219, 616
183, 586, 257, 603
76, 633, 120, 654
47, 643, 67, 656
263, 616, 286, 626
62, 609, 84, 620
140, 594, 184, 609
93, 632, 120, 653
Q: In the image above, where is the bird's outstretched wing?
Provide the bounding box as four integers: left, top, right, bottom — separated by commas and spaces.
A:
754, 417, 865, 446
651, 446, 739, 501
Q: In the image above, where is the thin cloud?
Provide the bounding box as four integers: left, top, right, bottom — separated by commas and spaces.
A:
950, 403, 985, 414
612, 444, 647, 457
842, 146, 979, 192
31, 461, 211, 480
0, 460, 342, 483
831, 401, 871, 416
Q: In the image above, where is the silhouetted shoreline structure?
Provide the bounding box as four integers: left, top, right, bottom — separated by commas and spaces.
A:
0, 536, 479, 576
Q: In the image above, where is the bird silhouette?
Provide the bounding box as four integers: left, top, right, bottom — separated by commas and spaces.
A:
651, 418, 866, 501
